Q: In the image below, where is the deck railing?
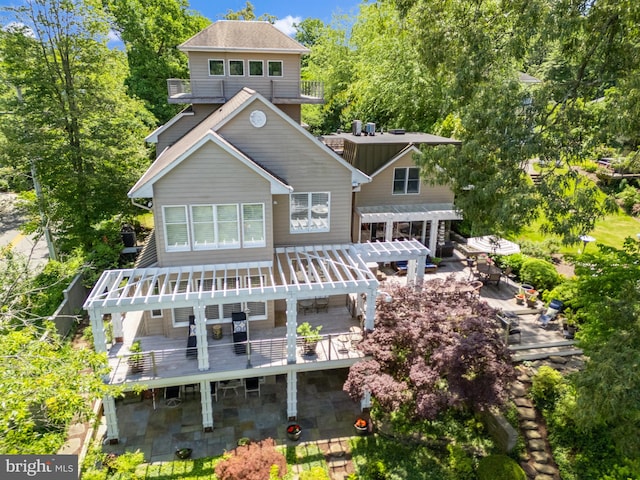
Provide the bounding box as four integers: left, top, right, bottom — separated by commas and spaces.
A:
108, 332, 361, 384
167, 78, 323, 101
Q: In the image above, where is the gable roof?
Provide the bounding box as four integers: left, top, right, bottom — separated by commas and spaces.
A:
179, 20, 310, 54
369, 144, 422, 178
130, 88, 369, 198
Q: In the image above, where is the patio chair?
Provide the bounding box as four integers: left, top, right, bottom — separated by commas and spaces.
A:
244, 377, 261, 398
232, 312, 247, 355
315, 297, 329, 313
186, 315, 197, 358
164, 385, 181, 407
395, 260, 408, 276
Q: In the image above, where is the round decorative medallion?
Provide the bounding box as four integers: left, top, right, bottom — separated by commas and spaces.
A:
249, 109, 267, 128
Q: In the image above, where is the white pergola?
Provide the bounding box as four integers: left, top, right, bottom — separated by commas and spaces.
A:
85, 240, 429, 443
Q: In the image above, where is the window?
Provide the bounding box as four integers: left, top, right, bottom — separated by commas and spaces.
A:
229, 60, 244, 76
249, 60, 263, 76
268, 60, 283, 77
190, 204, 240, 250
151, 309, 162, 318
393, 167, 420, 194
163, 206, 189, 251
242, 203, 265, 247
208, 59, 224, 76
172, 280, 193, 326
290, 192, 330, 233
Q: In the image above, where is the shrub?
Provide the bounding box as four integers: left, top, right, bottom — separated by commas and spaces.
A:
494, 253, 526, 278
477, 454, 526, 480
447, 443, 475, 480
214, 438, 287, 480
531, 366, 565, 412
615, 185, 640, 215
520, 258, 562, 291
299, 466, 331, 480
582, 161, 598, 173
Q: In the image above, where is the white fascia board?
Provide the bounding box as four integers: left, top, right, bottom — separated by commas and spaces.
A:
179, 46, 309, 54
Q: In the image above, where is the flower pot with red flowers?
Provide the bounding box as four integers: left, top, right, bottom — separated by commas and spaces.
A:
286, 423, 302, 441
354, 417, 369, 436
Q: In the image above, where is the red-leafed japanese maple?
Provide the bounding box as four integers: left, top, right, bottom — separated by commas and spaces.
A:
214, 438, 287, 480
344, 279, 515, 420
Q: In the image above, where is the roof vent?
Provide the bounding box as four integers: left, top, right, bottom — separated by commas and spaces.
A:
389, 129, 405, 135
352, 120, 362, 136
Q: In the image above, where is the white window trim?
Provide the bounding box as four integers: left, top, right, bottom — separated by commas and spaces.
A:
163, 205, 190, 252
150, 309, 163, 318
208, 58, 225, 76
290, 192, 331, 234
229, 59, 245, 76
268, 60, 283, 77
242, 203, 266, 248
248, 59, 264, 77
392, 167, 421, 195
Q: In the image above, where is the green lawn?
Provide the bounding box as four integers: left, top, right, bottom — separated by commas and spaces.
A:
517, 210, 640, 255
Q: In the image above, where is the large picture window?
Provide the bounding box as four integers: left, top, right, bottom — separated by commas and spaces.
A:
290, 192, 330, 233
191, 204, 240, 250
163, 206, 189, 251
208, 59, 224, 76
393, 167, 420, 194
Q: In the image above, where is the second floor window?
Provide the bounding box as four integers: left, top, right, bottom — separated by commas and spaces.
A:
229, 60, 244, 76
268, 60, 283, 77
209, 59, 224, 76
163, 203, 265, 252
393, 167, 420, 194
290, 192, 330, 233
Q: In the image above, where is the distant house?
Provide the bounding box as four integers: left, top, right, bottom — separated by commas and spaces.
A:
84, 21, 460, 443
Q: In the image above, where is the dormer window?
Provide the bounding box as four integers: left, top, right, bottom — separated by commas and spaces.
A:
393, 167, 420, 194
229, 60, 244, 76
208, 59, 224, 76
249, 60, 263, 76
268, 60, 283, 77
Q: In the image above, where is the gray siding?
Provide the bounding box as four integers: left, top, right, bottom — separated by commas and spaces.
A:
188, 52, 302, 100
355, 151, 454, 207
152, 141, 274, 267
156, 105, 218, 153
218, 102, 353, 245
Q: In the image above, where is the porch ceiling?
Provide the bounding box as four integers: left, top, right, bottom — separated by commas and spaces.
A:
355, 203, 462, 223
84, 243, 401, 313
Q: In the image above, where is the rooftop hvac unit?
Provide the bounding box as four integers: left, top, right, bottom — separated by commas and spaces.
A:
352, 120, 362, 136
364, 122, 376, 136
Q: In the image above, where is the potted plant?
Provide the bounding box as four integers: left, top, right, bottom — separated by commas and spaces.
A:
297, 322, 322, 356
514, 293, 525, 305
175, 447, 192, 459
128, 340, 144, 373
354, 417, 369, 436
286, 423, 302, 441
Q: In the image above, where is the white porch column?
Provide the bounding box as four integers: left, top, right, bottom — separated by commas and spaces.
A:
428, 219, 439, 254
406, 259, 417, 283
88, 308, 107, 354
286, 296, 298, 364
416, 255, 426, 285
364, 287, 377, 331
385, 220, 394, 242
103, 395, 119, 443
112, 312, 124, 343
200, 380, 213, 431
287, 371, 298, 420
356, 293, 365, 321
360, 391, 372, 410
195, 304, 209, 371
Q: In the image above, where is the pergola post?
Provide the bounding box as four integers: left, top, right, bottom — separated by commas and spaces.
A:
88, 308, 107, 354
287, 370, 298, 420
364, 287, 377, 331
195, 304, 209, 371
103, 395, 119, 443
200, 380, 213, 431
286, 296, 298, 364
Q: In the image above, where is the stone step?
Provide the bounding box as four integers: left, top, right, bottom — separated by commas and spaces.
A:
513, 348, 583, 362
509, 340, 576, 352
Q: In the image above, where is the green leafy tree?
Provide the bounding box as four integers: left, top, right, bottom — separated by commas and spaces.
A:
223, 1, 276, 23
104, 0, 210, 124
0, 0, 154, 252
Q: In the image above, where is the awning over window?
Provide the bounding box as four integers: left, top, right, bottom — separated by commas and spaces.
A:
355, 203, 461, 223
